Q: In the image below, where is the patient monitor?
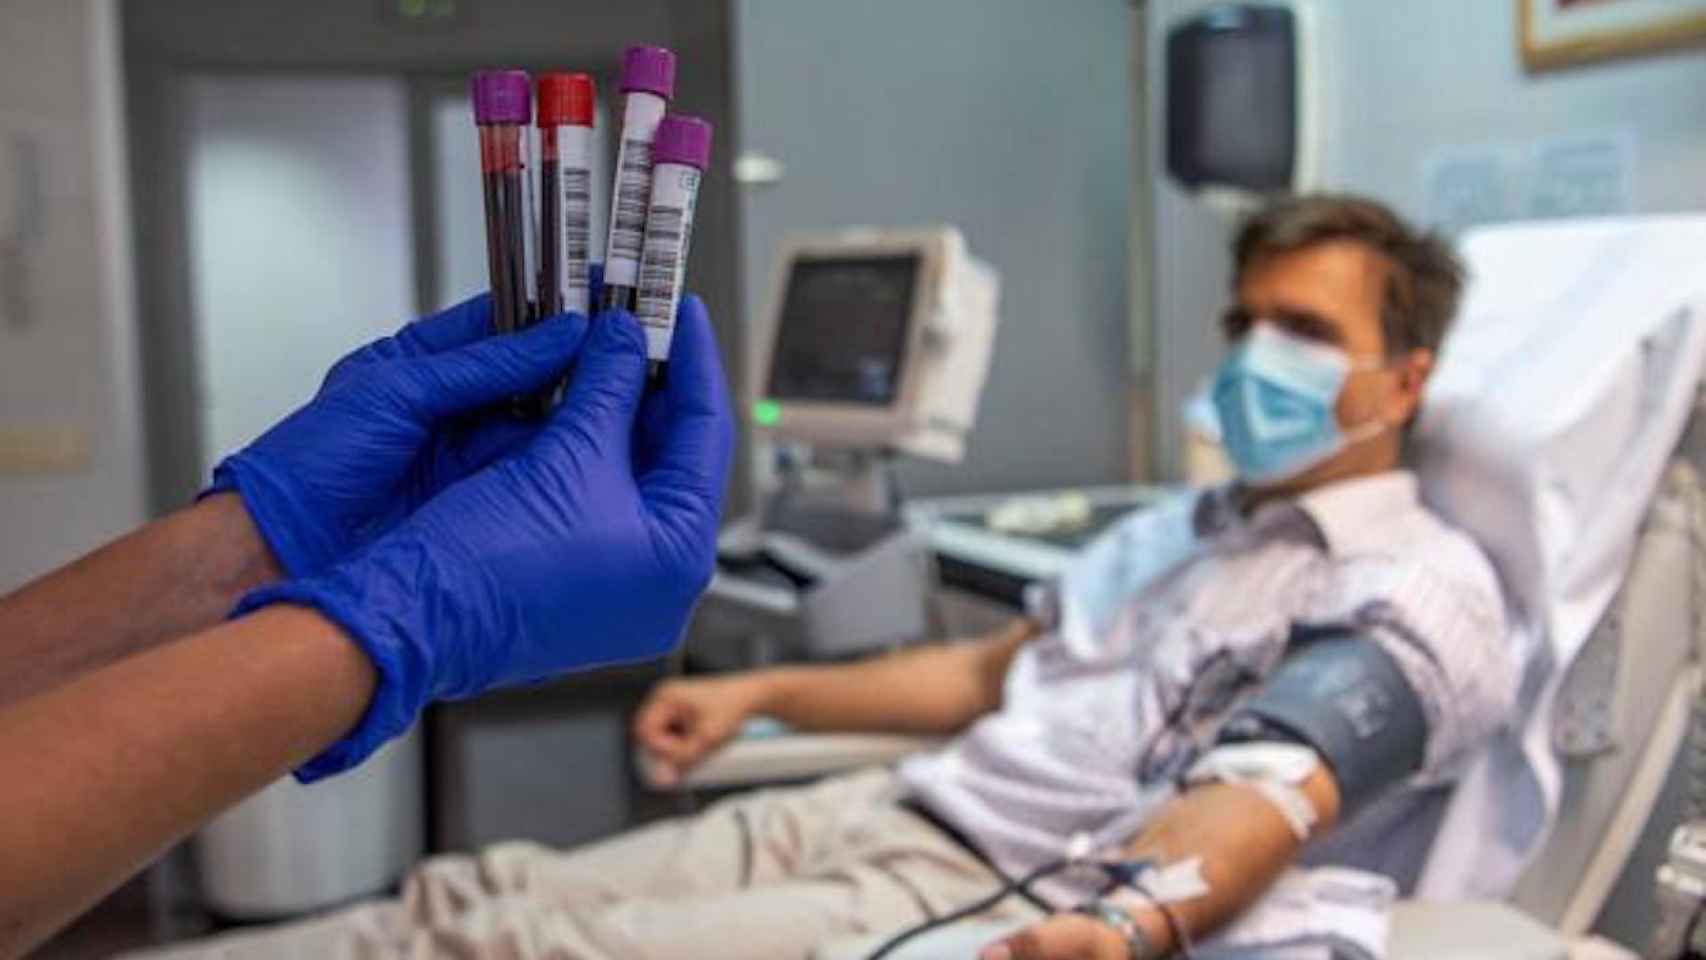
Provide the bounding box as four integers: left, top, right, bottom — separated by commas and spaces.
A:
751, 227, 998, 463
695, 227, 999, 665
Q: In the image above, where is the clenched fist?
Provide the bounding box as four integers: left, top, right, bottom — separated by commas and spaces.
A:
632, 674, 774, 787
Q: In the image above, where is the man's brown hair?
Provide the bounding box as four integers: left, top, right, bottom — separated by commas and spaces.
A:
1233, 194, 1466, 357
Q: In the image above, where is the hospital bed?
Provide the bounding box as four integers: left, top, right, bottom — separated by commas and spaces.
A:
645, 214, 1706, 958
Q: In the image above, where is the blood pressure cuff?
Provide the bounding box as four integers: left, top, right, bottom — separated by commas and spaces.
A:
1216, 627, 1427, 818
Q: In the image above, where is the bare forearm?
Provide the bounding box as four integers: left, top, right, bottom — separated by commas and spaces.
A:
754, 618, 1035, 735
0, 605, 374, 958
1117, 767, 1341, 951
0, 494, 281, 707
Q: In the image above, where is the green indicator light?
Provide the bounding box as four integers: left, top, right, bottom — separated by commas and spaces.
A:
753, 399, 782, 427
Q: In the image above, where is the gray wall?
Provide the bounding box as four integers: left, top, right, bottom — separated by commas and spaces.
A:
1148, 0, 1706, 479
735, 0, 1136, 498
0, 0, 145, 592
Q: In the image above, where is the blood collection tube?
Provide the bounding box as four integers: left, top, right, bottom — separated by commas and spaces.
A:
536, 72, 596, 318
601, 45, 677, 313
635, 114, 712, 382
471, 70, 535, 336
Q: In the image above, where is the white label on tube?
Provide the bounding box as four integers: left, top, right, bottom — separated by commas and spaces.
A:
635, 162, 701, 361
556, 124, 594, 316
604, 92, 668, 289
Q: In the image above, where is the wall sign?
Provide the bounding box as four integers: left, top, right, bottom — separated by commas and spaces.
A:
1422, 131, 1635, 234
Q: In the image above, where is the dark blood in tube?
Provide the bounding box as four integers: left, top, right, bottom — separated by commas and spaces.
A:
471, 70, 533, 337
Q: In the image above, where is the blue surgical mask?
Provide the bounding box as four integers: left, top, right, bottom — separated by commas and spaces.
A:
1211, 324, 1386, 485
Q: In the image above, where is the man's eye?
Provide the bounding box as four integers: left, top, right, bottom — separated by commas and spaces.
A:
1272, 309, 1340, 346
1222, 308, 1253, 340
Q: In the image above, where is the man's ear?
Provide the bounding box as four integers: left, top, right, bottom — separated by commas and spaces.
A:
1388, 349, 1434, 427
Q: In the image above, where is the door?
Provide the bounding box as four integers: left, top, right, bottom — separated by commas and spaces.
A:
181, 73, 423, 914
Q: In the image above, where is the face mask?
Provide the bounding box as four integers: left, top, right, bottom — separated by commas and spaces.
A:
1211, 324, 1387, 485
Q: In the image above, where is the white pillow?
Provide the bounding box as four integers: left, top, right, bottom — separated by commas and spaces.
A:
1413, 215, 1706, 674
1408, 215, 1706, 898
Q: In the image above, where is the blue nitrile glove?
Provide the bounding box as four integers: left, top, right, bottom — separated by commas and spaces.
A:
207, 294, 588, 577
239, 301, 735, 780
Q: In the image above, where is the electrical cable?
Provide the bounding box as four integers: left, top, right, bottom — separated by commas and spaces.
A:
864, 859, 1072, 960
864, 857, 1198, 960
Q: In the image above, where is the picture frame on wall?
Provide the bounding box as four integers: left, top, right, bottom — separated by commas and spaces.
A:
1521, 0, 1706, 71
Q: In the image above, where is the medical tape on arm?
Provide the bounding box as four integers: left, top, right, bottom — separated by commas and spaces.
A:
1184, 741, 1324, 840
1104, 857, 1212, 910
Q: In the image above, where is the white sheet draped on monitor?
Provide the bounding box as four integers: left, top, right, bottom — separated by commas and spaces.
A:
1406, 215, 1706, 898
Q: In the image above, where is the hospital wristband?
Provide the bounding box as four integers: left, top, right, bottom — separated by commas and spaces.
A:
1073, 899, 1163, 960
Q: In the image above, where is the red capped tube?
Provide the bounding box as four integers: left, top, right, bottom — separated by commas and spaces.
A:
535, 73, 596, 320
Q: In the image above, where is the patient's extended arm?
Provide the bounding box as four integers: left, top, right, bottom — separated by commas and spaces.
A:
633, 617, 1036, 785
986, 766, 1341, 960
761, 616, 1036, 733
987, 629, 1426, 959
0, 494, 282, 709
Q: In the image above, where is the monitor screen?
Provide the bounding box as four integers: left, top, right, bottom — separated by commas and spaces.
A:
1166, 4, 1296, 192
766, 254, 920, 406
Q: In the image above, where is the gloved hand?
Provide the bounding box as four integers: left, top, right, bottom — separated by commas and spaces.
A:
208, 294, 587, 577
240, 299, 735, 779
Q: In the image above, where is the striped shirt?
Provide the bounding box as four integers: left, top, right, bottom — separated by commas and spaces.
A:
898, 471, 1513, 902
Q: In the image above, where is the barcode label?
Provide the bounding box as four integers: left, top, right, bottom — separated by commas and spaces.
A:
607, 138, 653, 270
636, 206, 686, 326
561, 168, 592, 298
634, 164, 700, 360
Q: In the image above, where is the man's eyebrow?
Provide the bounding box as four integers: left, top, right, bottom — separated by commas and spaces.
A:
1269, 306, 1345, 345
